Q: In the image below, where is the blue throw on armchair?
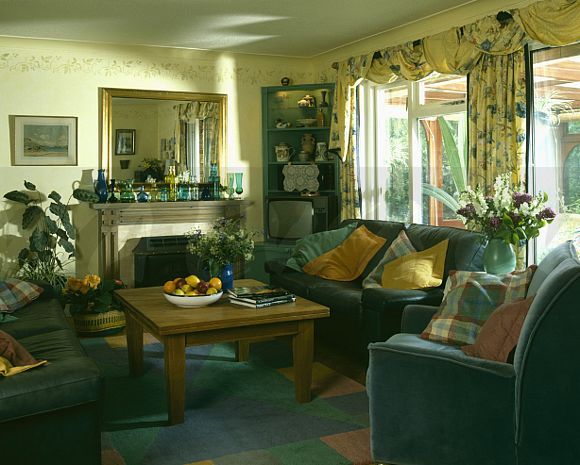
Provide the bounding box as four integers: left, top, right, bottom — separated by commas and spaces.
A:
367, 241, 580, 465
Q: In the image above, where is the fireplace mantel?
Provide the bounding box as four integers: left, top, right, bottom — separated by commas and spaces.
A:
91, 200, 252, 280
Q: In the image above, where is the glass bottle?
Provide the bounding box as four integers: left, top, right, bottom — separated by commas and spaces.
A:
165, 165, 177, 201
95, 169, 108, 203
136, 185, 150, 203
119, 179, 136, 203
235, 172, 244, 198
107, 178, 118, 203
316, 108, 325, 127
191, 176, 200, 201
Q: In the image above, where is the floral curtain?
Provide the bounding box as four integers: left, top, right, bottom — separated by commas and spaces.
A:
330, 0, 580, 205
174, 101, 219, 168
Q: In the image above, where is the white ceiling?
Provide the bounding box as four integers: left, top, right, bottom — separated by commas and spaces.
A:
0, 0, 477, 58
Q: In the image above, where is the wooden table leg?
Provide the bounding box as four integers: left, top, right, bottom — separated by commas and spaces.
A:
236, 341, 250, 362
164, 334, 186, 425
292, 320, 314, 403
125, 311, 143, 377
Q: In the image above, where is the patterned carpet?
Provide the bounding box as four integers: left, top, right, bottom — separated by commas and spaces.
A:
81, 333, 372, 465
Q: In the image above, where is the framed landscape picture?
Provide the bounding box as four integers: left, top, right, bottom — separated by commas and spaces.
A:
115, 129, 136, 155
12, 115, 77, 166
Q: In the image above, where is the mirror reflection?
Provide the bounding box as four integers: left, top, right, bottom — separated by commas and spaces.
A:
101, 88, 226, 186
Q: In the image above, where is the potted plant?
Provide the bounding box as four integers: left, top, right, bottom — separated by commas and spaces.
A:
185, 217, 258, 290
3, 181, 78, 295
456, 173, 556, 274
62, 274, 126, 335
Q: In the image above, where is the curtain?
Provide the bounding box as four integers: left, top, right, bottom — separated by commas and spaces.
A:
174, 101, 219, 170
330, 0, 580, 201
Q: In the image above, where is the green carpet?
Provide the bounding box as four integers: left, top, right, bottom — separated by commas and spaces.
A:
81, 335, 372, 465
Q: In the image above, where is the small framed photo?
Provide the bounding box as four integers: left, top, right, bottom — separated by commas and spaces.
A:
11, 115, 77, 166
115, 129, 136, 155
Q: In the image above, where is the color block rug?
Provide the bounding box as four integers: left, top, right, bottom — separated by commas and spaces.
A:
81, 334, 372, 465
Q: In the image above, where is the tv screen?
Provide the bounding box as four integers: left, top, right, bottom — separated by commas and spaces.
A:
268, 199, 314, 241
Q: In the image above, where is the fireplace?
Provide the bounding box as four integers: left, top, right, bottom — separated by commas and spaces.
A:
133, 236, 203, 288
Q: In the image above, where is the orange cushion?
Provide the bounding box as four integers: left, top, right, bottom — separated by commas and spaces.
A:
461, 296, 534, 362
303, 225, 386, 281
381, 239, 449, 290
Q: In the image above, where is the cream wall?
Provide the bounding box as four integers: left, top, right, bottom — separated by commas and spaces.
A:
0, 37, 315, 278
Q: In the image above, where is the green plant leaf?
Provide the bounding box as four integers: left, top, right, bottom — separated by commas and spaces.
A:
49, 202, 66, 218
62, 216, 76, 240
44, 215, 58, 234
56, 228, 68, 241
58, 238, 75, 254
24, 181, 36, 191
421, 183, 460, 211
38, 249, 54, 263
30, 228, 48, 251
17, 248, 30, 266
48, 235, 57, 249
4, 190, 32, 205
437, 116, 466, 193
48, 191, 62, 203
22, 205, 43, 229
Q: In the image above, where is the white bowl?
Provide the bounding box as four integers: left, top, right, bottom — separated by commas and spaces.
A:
296, 118, 317, 127
163, 291, 223, 308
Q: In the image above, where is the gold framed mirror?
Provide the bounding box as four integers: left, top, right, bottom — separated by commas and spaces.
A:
100, 88, 227, 184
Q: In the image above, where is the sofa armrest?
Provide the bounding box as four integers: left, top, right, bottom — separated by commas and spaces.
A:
401, 304, 439, 334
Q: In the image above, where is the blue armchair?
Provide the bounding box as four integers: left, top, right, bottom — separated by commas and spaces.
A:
367, 241, 580, 465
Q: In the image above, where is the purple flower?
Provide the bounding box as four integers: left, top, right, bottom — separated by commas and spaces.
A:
489, 217, 501, 230
537, 207, 556, 220
509, 212, 522, 224
457, 203, 476, 219
513, 192, 533, 207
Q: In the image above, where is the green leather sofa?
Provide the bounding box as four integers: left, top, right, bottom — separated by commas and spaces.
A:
367, 241, 580, 465
266, 219, 485, 357
0, 292, 102, 465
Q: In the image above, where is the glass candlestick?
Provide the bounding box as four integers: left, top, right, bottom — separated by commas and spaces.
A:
227, 173, 235, 199
235, 172, 243, 198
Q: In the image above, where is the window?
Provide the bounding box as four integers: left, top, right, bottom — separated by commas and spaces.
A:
360, 73, 467, 226
530, 44, 580, 260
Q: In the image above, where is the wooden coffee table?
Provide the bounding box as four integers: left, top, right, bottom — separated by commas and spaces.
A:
115, 279, 329, 425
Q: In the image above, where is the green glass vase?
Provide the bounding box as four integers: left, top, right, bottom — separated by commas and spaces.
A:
483, 238, 516, 275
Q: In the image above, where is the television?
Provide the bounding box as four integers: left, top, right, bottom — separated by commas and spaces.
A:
267, 196, 333, 242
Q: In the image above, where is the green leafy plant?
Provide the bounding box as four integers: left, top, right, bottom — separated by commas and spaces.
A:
186, 218, 258, 273
3, 180, 76, 291
421, 115, 467, 212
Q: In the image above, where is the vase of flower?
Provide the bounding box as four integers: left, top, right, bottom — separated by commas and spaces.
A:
483, 238, 516, 275
220, 263, 234, 291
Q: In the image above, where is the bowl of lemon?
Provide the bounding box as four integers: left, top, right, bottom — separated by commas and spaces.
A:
162, 275, 223, 308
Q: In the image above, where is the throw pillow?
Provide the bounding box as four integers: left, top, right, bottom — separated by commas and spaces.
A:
421, 266, 537, 346
0, 330, 47, 377
303, 225, 386, 281
362, 230, 416, 288
380, 239, 449, 290
285, 223, 357, 272
0, 278, 44, 313
461, 296, 534, 362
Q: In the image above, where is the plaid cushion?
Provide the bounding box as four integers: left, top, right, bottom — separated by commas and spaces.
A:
421, 266, 536, 345
363, 230, 416, 288
0, 279, 44, 313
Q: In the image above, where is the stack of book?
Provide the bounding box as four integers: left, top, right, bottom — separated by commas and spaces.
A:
228, 285, 296, 309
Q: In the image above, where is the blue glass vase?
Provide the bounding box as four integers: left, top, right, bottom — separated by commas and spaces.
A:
220, 263, 234, 291
483, 238, 516, 275
95, 169, 108, 203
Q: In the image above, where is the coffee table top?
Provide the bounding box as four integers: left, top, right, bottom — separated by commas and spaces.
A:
115, 279, 329, 336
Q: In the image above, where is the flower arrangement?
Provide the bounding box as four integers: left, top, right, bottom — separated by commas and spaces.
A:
456, 173, 556, 245
62, 274, 125, 314
140, 158, 165, 181
186, 218, 257, 272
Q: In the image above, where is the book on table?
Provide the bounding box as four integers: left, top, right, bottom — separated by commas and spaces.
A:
227, 285, 293, 300
229, 295, 296, 309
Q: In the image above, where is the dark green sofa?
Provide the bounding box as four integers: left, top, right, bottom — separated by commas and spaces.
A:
367, 241, 580, 465
266, 219, 485, 357
0, 292, 102, 465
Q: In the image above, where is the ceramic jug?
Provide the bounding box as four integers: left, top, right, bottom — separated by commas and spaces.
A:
275, 142, 295, 162
301, 133, 316, 155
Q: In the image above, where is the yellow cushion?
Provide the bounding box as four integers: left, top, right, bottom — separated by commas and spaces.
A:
303, 225, 386, 281
381, 239, 449, 290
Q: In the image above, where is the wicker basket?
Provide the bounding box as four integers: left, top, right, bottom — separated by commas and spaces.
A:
73, 309, 126, 336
